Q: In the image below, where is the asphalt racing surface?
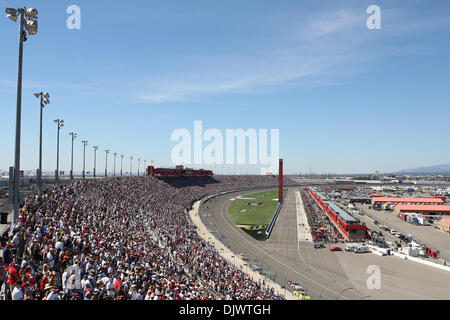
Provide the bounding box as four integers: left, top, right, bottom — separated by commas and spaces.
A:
198, 187, 450, 300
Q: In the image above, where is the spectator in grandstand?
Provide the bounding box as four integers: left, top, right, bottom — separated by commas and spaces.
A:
11, 280, 24, 300
0, 175, 285, 300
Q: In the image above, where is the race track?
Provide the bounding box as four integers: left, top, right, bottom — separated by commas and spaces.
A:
198, 187, 450, 300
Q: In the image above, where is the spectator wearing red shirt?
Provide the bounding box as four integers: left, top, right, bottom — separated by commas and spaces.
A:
5, 264, 19, 294
40, 273, 49, 292
114, 278, 123, 293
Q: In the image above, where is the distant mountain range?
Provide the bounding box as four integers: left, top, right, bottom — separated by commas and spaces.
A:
396, 164, 450, 175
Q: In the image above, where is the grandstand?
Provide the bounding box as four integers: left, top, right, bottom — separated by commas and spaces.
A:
0, 175, 290, 300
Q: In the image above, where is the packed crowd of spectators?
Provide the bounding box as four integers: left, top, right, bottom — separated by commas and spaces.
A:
0, 175, 287, 300
301, 189, 345, 243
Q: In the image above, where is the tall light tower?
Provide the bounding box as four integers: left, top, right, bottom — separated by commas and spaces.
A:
81, 140, 88, 179
6, 6, 39, 224
53, 119, 64, 183
137, 158, 141, 176
120, 155, 124, 176
130, 156, 133, 176
33, 91, 49, 195
113, 152, 117, 177
104, 150, 110, 177
69, 132, 77, 180
93, 146, 98, 179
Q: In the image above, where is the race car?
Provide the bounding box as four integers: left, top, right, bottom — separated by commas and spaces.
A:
329, 247, 342, 251
287, 281, 304, 291
293, 290, 311, 300
239, 253, 249, 261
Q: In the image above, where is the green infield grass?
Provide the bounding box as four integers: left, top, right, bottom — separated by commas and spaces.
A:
227, 189, 285, 227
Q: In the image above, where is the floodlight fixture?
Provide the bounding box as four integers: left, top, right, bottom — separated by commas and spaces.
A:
26, 8, 38, 18
6, 7, 18, 16
6, 14, 17, 22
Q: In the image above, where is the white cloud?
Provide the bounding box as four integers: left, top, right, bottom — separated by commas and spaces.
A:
133, 5, 450, 104
300, 9, 363, 39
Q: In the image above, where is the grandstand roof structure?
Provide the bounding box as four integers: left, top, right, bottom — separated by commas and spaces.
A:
324, 200, 357, 223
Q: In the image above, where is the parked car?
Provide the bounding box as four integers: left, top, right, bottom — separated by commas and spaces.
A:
314, 243, 325, 249
345, 246, 357, 252
330, 247, 342, 251
355, 246, 371, 253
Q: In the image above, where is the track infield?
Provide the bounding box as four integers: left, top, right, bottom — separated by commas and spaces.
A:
227, 189, 283, 227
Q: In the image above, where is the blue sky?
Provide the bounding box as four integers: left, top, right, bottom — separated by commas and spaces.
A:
0, 0, 449, 175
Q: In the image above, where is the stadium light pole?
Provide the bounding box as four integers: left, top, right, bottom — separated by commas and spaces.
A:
69, 132, 77, 180
137, 158, 140, 176
6, 6, 39, 224
120, 155, 124, 176
53, 119, 64, 183
81, 140, 88, 179
104, 150, 110, 177
113, 152, 117, 177
33, 91, 49, 195
130, 156, 133, 176
143, 160, 147, 176
93, 146, 98, 179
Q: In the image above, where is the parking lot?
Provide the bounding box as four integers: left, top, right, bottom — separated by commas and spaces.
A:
319, 186, 450, 263
355, 203, 450, 261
